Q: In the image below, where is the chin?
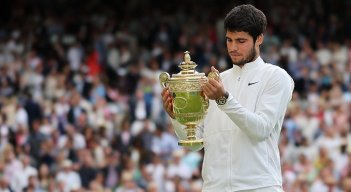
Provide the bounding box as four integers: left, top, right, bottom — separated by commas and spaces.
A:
231, 58, 242, 63
231, 57, 240, 62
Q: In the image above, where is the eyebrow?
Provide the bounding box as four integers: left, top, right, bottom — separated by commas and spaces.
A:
226, 37, 248, 41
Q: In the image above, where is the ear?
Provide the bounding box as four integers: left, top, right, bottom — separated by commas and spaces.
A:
256, 34, 264, 46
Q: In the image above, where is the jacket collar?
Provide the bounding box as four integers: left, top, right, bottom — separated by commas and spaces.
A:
232, 56, 264, 74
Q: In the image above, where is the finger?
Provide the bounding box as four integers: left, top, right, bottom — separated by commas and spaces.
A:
161, 90, 167, 101
204, 82, 217, 93
162, 90, 171, 102
211, 66, 219, 73
167, 102, 173, 112
161, 87, 169, 97
210, 66, 221, 82
208, 78, 221, 87
165, 96, 172, 107
166, 98, 174, 115
162, 91, 167, 100
162, 95, 168, 105
168, 97, 174, 108
167, 95, 174, 106
202, 84, 213, 97
204, 82, 224, 99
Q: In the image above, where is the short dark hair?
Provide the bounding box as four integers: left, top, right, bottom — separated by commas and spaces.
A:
224, 4, 267, 41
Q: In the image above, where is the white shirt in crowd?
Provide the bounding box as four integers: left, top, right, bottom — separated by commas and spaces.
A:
11, 165, 38, 192
56, 170, 81, 192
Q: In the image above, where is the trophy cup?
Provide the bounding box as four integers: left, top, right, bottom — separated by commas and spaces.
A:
159, 51, 219, 147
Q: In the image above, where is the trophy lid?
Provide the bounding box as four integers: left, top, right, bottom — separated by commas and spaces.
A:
172, 51, 205, 79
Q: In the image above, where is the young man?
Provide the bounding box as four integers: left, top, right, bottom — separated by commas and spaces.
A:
161, 4, 294, 192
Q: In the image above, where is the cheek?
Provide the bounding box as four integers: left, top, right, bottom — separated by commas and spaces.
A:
242, 43, 255, 53
238, 44, 250, 54
226, 42, 233, 50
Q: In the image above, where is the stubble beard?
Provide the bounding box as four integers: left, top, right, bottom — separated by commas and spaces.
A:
232, 45, 257, 67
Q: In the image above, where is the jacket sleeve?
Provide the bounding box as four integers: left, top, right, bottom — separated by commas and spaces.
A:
170, 118, 204, 151
218, 70, 294, 142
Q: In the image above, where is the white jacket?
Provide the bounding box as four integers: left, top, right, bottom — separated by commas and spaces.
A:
171, 56, 294, 191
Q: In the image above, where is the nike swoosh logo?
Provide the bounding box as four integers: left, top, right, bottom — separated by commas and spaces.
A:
248, 81, 259, 86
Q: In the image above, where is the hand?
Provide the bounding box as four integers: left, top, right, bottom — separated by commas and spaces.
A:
161, 87, 176, 119
202, 66, 226, 100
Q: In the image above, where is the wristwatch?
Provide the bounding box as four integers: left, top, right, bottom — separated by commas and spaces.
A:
215, 91, 229, 105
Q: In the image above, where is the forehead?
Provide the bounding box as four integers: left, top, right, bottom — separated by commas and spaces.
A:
226, 31, 252, 39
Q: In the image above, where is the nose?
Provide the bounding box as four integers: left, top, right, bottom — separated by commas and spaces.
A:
228, 42, 238, 52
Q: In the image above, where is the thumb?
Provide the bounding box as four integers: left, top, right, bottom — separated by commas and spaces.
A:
208, 66, 220, 82
211, 66, 219, 73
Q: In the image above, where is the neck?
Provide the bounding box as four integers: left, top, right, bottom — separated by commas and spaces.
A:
238, 54, 260, 68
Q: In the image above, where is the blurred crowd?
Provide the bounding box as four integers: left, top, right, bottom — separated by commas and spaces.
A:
0, 0, 350, 191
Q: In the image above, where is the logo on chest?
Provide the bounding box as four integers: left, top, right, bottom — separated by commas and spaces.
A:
248, 81, 259, 86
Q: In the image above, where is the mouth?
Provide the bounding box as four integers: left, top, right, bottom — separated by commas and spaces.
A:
229, 52, 241, 57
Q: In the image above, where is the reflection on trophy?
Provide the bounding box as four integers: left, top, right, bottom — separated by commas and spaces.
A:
159, 51, 219, 147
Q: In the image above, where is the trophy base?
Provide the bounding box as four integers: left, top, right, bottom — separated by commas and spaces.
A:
178, 138, 204, 147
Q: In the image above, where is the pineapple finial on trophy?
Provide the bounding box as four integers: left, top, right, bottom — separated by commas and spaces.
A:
184, 51, 191, 62
179, 51, 197, 74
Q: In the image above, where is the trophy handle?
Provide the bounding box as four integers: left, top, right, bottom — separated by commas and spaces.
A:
208, 71, 220, 81
159, 72, 170, 88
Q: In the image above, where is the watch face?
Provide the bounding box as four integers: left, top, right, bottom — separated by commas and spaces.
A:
216, 98, 227, 105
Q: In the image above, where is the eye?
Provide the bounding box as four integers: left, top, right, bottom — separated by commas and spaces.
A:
226, 37, 232, 42
238, 40, 246, 43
